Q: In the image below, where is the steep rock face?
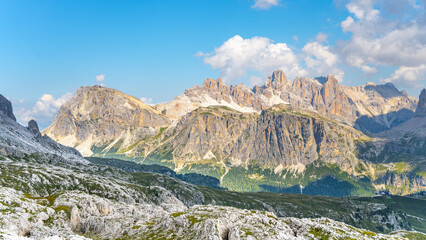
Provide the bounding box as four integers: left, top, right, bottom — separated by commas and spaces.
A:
265, 69, 288, 91
0, 105, 84, 162
27, 119, 41, 138
150, 105, 367, 173
0, 94, 16, 121
43, 85, 170, 156
415, 89, 426, 117
156, 70, 417, 133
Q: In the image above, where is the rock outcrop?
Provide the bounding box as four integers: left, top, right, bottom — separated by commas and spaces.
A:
415, 88, 426, 117
27, 119, 41, 138
1, 186, 420, 240
0, 94, 16, 121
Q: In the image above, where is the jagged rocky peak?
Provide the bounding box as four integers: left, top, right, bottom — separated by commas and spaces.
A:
27, 119, 41, 138
265, 70, 287, 90
364, 82, 405, 98
201, 78, 228, 92
415, 88, 426, 117
43, 85, 170, 156
0, 94, 16, 121
320, 74, 340, 101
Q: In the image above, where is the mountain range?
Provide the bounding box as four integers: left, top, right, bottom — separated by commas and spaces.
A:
41, 70, 425, 196
0, 93, 425, 239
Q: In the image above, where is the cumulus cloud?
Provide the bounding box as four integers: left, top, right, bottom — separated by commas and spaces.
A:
16, 93, 72, 128
337, 0, 426, 84
197, 0, 425, 89
140, 97, 153, 105
316, 33, 328, 43
96, 74, 106, 85
199, 35, 306, 84
381, 64, 426, 88
302, 41, 344, 81
252, 0, 280, 9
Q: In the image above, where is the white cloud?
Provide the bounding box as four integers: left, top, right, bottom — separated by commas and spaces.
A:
96, 74, 106, 85
200, 35, 306, 84
360, 65, 378, 74
140, 97, 153, 105
197, 0, 425, 89
16, 93, 72, 128
341, 16, 354, 32
316, 33, 328, 43
302, 41, 344, 81
194, 51, 204, 57
303, 42, 337, 66
337, 0, 426, 86
381, 64, 426, 88
346, 1, 379, 21
252, 0, 280, 10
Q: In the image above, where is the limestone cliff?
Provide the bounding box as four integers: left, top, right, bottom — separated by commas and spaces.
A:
148, 104, 367, 174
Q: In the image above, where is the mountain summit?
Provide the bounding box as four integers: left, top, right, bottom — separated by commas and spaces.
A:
42, 85, 170, 156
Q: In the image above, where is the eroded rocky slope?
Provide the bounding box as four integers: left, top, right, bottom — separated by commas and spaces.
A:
43, 85, 170, 156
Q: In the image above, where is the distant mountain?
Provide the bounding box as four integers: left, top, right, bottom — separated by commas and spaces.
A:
43, 85, 170, 156
156, 70, 417, 133
42, 71, 424, 196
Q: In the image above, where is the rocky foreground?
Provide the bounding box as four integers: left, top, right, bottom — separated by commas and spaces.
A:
0, 112, 424, 239
1, 184, 424, 240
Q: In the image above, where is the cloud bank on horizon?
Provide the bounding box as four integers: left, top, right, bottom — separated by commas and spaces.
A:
199, 0, 426, 89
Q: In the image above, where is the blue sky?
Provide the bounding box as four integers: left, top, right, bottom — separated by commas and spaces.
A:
1, 0, 425, 128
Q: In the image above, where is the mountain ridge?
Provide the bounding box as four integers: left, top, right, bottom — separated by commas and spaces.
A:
41, 71, 425, 195
156, 70, 417, 134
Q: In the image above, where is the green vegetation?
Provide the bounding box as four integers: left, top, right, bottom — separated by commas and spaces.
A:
309, 227, 331, 239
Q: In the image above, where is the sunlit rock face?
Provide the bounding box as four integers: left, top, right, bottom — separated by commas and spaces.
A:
43, 85, 170, 156
160, 104, 366, 172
